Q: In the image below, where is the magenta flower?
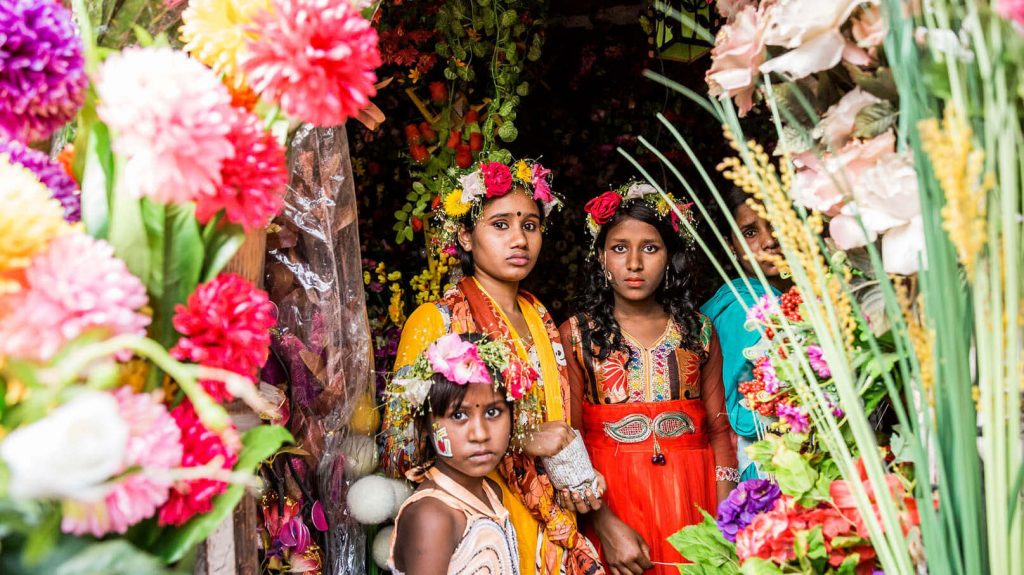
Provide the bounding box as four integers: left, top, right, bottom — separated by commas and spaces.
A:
240, 0, 382, 126
746, 292, 781, 324
754, 356, 780, 394
426, 333, 491, 385
480, 162, 513, 198
0, 0, 87, 142
806, 344, 832, 378
996, 0, 1024, 28
776, 401, 810, 433
531, 163, 553, 203
0, 138, 80, 222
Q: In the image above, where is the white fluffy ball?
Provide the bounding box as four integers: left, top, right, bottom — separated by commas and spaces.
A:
389, 478, 413, 514
371, 525, 394, 569
347, 475, 395, 525
341, 434, 379, 480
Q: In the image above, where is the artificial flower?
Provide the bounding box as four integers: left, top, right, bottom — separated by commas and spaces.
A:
96, 47, 235, 204
426, 333, 491, 385
0, 155, 71, 292
443, 190, 471, 217
830, 460, 919, 539
716, 478, 782, 542
753, 356, 780, 394
806, 344, 831, 378
480, 161, 513, 197
0, 234, 150, 362
852, 4, 888, 48
501, 356, 538, 401
158, 400, 241, 526
996, 0, 1024, 28
531, 163, 554, 206
62, 388, 183, 537
195, 111, 288, 231
0, 138, 80, 222
624, 182, 656, 200
735, 495, 798, 564
240, 0, 382, 126
880, 215, 926, 275
776, 401, 810, 433
459, 169, 486, 204
280, 518, 312, 554
393, 377, 432, 407
171, 273, 276, 402
0, 0, 87, 142
181, 0, 271, 89
790, 129, 898, 216
706, 5, 766, 117
759, 0, 873, 79
0, 391, 127, 500
514, 160, 533, 182
812, 88, 883, 150
584, 191, 622, 225
714, 0, 756, 21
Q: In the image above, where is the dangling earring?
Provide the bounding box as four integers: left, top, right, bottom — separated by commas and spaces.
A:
664, 267, 670, 290
604, 269, 613, 288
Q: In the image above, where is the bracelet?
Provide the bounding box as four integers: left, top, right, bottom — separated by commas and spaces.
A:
715, 465, 740, 482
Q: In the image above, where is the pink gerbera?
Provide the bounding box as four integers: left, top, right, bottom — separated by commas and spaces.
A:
62, 388, 183, 537
170, 273, 276, 402
0, 234, 150, 362
195, 111, 288, 231
96, 47, 235, 204
158, 400, 240, 526
240, 0, 381, 126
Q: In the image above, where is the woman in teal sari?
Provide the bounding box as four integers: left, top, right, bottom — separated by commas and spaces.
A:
700, 189, 792, 480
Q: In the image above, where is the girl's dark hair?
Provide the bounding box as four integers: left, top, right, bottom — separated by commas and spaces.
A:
411, 333, 511, 465
572, 201, 706, 361
724, 186, 751, 217
456, 191, 547, 277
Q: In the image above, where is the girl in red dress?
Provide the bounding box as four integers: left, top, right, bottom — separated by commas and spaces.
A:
558, 182, 738, 574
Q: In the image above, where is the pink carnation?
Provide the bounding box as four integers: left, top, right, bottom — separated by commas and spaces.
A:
158, 400, 240, 526
735, 496, 797, 565
426, 333, 491, 385
531, 163, 554, 203
0, 234, 150, 362
195, 111, 288, 231
62, 388, 183, 537
171, 273, 276, 402
240, 0, 382, 126
96, 47, 235, 204
480, 162, 513, 198
806, 344, 831, 378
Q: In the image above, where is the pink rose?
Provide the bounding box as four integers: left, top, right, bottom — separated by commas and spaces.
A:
714, 0, 756, 22
852, 4, 888, 48
426, 334, 492, 385
706, 6, 766, 117
996, 0, 1024, 28
790, 129, 896, 215
760, 0, 872, 79
813, 87, 882, 150
480, 162, 513, 198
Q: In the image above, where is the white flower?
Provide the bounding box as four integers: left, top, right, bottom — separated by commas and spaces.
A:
624, 183, 656, 200
881, 215, 926, 275
1, 392, 128, 501
760, 0, 874, 79
395, 377, 432, 407
813, 88, 883, 150
459, 171, 485, 205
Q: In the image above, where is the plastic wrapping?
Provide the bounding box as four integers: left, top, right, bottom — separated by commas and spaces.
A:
263, 125, 372, 575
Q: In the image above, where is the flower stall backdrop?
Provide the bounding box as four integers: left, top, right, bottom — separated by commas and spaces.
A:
0, 0, 382, 571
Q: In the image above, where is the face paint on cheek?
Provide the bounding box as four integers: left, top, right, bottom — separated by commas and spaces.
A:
433, 424, 453, 458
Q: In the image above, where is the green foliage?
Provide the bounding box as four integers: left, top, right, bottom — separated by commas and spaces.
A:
669, 511, 741, 575
748, 434, 819, 502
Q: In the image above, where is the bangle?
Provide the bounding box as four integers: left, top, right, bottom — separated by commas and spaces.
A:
715, 466, 740, 482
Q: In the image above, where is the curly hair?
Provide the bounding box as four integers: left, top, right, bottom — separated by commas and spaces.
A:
571, 201, 706, 361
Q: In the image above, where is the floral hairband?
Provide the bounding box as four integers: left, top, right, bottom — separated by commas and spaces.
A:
433, 158, 563, 254
583, 180, 696, 250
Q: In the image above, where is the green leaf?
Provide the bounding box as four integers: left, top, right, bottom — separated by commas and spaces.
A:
150, 425, 293, 563
771, 446, 817, 498
852, 101, 898, 140
131, 25, 154, 47
107, 160, 151, 284
666, 511, 739, 571
498, 122, 518, 142
147, 204, 204, 348
79, 121, 114, 239
500, 9, 517, 27
200, 223, 244, 283
54, 541, 184, 575
22, 505, 61, 565
739, 558, 784, 575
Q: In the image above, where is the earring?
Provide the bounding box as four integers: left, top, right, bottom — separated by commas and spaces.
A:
604, 270, 613, 288
664, 267, 670, 290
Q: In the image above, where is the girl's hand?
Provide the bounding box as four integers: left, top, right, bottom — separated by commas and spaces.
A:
592, 509, 653, 575
522, 420, 576, 458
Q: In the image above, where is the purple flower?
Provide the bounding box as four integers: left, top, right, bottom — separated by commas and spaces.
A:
806, 344, 831, 378
279, 517, 311, 554
776, 401, 810, 433
0, 0, 87, 142
0, 138, 79, 221
716, 479, 782, 542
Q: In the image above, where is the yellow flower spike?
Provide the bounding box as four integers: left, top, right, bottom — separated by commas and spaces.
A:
514, 160, 532, 182
180, 0, 270, 89
444, 191, 471, 217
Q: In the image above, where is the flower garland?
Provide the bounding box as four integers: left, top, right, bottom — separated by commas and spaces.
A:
582, 180, 696, 252
432, 158, 561, 253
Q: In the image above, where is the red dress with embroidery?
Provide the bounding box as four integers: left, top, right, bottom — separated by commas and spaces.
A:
558, 316, 737, 573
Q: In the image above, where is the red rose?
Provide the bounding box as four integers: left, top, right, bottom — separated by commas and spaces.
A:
404, 124, 421, 143
428, 81, 448, 103
480, 162, 513, 197
410, 144, 429, 164
446, 131, 461, 150
455, 144, 473, 168
469, 132, 483, 152
419, 122, 437, 143
411, 215, 423, 233
465, 109, 479, 124
584, 191, 622, 225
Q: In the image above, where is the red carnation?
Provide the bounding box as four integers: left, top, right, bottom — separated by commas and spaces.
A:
170, 274, 277, 402
584, 191, 622, 225
195, 112, 288, 232
480, 162, 513, 197
158, 401, 240, 527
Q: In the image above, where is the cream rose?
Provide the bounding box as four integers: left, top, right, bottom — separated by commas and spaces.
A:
706, 5, 767, 117
813, 88, 883, 150
760, 0, 875, 79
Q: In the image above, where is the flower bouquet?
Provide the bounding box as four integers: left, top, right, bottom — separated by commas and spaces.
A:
625, 1, 1023, 573
0, 0, 381, 570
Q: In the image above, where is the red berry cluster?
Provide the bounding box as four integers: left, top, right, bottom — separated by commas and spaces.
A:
404, 122, 435, 164
738, 379, 777, 416
780, 287, 803, 321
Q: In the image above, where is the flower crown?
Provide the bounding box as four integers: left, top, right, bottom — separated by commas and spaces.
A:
384, 333, 544, 463
433, 158, 563, 254
583, 180, 696, 250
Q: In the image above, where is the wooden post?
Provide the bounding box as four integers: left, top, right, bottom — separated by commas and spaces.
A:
195, 229, 266, 575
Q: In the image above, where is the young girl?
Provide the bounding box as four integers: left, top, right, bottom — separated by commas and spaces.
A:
700, 188, 792, 480
559, 182, 738, 574
387, 332, 533, 575
382, 159, 604, 575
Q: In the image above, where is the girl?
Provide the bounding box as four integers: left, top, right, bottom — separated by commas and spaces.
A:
700, 188, 792, 481
382, 159, 604, 575
387, 332, 530, 575
559, 182, 738, 575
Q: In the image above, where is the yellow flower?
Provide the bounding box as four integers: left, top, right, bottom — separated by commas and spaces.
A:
363, 271, 371, 285
444, 190, 471, 217
387, 271, 401, 281
181, 0, 270, 89
0, 156, 72, 294
514, 160, 532, 182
